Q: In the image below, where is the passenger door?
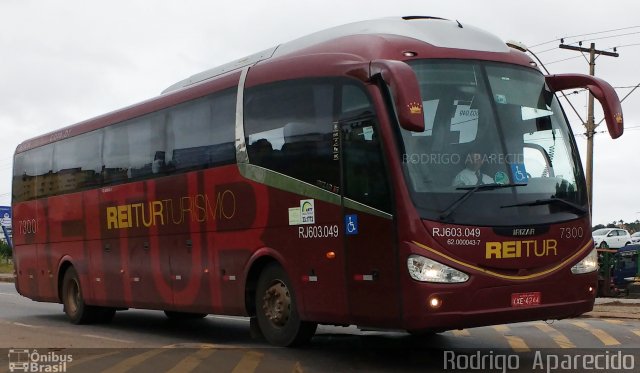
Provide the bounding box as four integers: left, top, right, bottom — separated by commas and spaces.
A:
340, 86, 400, 326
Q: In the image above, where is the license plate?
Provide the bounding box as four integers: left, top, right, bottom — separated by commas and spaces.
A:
511, 292, 541, 307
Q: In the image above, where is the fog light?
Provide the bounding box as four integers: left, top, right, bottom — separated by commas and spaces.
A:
588, 286, 594, 294
428, 296, 442, 309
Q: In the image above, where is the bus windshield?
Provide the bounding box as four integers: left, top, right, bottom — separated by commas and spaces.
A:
400, 60, 587, 226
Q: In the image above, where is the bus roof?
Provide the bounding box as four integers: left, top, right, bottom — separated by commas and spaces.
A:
16, 16, 530, 154
162, 16, 511, 93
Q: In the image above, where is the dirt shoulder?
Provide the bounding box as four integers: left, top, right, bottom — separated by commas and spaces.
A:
584, 299, 640, 319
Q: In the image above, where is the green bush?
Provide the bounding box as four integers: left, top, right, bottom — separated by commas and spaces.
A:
0, 241, 11, 260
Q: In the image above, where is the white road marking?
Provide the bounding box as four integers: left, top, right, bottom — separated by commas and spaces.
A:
82, 334, 135, 344
210, 315, 249, 322
13, 322, 42, 328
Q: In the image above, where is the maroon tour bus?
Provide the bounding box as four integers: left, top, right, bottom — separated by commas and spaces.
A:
12, 16, 623, 346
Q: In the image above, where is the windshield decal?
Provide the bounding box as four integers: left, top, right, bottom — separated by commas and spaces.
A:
522, 106, 553, 121
450, 100, 478, 143
510, 163, 529, 184
494, 171, 509, 184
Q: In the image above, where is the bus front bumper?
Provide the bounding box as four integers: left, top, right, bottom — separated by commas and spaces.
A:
402, 275, 597, 333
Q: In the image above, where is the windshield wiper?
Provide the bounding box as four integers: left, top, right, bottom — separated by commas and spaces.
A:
501, 197, 587, 214
439, 183, 527, 221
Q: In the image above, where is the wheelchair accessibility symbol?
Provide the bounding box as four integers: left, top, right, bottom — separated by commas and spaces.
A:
345, 214, 359, 235
510, 163, 528, 183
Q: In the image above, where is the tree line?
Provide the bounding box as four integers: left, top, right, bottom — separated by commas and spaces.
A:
593, 219, 640, 234
0, 241, 10, 262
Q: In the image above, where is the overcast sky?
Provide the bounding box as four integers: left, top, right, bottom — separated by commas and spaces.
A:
1, 0, 639, 226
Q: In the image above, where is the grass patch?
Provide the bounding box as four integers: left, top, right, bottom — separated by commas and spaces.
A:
0, 260, 14, 274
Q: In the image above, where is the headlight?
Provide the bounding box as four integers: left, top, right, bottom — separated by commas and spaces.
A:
571, 248, 599, 274
407, 254, 469, 283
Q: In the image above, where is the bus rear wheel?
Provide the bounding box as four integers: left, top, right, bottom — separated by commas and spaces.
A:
62, 267, 115, 324
255, 264, 316, 347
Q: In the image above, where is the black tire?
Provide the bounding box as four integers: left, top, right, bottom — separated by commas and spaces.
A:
164, 311, 207, 320
62, 267, 115, 324
599, 241, 609, 249
255, 263, 316, 347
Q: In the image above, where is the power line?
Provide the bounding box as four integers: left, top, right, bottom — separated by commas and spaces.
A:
565, 31, 640, 46
534, 46, 562, 55
535, 43, 640, 63
546, 55, 584, 65
574, 125, 640, 138
562, 26, 640, 42
614, 42, 640, 49
529, 25, 640, 49
599, 43, 640, 52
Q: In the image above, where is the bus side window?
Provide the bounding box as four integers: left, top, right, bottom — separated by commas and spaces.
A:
165, 89, 236, 173
13, 144, 54, 202
103, 121, 132, 184
342, 119, 391, 213
244, 80, 338, 191
341, 84, 391, 213
53, 131, 103, 193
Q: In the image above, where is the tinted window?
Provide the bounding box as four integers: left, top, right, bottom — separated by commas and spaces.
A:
103, 114, 164, 183
402, 60, 586, 226
13, 144, 53, 202
341, 86, 391, 212
166, 89, 236, 172
13, 88, 237, 202
53, 131, 103, 192
244, 80, 338, 191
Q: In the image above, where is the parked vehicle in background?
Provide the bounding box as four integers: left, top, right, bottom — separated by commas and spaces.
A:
592, 228, 631, 249
613, 244, 640, 293
630, 232, 640, 244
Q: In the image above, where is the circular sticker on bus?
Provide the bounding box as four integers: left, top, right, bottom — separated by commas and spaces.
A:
494, 171, 509, 185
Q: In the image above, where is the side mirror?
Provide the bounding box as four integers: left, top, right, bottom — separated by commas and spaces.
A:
545, 74, 623, 139
370, 60, 425, 132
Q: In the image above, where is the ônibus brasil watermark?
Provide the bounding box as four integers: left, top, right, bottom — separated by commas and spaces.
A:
443, 350, 635, 373
8, 349, 72, 373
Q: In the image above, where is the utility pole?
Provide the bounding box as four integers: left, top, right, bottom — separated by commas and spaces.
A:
558, 42, 618, 218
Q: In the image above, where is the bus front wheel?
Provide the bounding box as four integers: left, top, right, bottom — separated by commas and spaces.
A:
255, 264, 316, 347
62, 267, 115, 324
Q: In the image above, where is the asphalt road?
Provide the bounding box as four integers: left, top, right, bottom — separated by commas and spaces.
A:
1, 282, 640, 372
